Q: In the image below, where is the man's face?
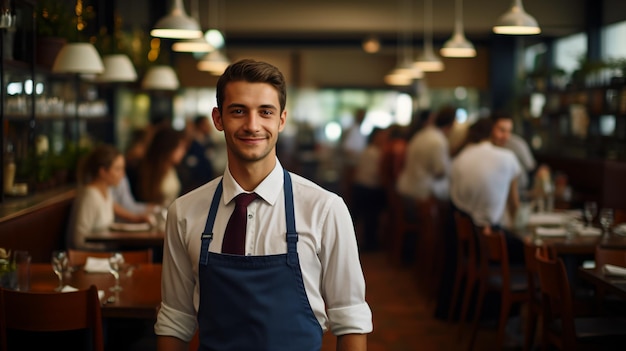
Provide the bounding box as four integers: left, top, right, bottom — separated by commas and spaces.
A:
491, 118, 512, 147
212, 81, 286, 166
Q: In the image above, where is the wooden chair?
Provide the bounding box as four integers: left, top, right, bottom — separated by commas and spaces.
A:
522, 239, 556, 351
0, 285, 103, 351
467, 229, 529, 350
68, 248, 153, 266
414, 196, 444, 302
448, 210, 478, 339
536, 246, 626, 350
593, 246, 626, 306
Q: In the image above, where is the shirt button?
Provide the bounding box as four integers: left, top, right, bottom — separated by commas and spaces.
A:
248, 214, 253, 219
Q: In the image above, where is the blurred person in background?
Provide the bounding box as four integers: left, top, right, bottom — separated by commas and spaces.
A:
178, 115, 216, 194
397, 106, 456, 203
112, 128, 157, 222
135, 126, 188, 209
351, 127, 388, 251
490, 111, 536, 192
67, 144, 149, 250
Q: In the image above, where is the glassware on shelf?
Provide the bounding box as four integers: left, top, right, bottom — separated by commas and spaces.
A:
583, 201, 598, 227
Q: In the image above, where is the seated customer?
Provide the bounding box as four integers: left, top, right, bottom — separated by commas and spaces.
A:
450, 117, 522, 237
67, 144, 126, 250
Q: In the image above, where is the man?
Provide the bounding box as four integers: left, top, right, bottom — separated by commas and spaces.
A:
450, 117, 522, 231
155, 59, 372, 350
396, 106, 456, 202
490, 112, 536, 191
179, 115, 216, 194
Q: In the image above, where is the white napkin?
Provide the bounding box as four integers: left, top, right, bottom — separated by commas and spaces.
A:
84, 257, 111, 273
61, 285, 106, 301
528, 212, 568, 226
535, 226, 567, 237
602, 264, 626, 277
578, 227, 602, 236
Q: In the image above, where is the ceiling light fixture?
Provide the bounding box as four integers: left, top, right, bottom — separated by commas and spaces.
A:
493, 0, 541, 35
441, 0, 476, 58
197, 50, 230, 75
142, 65, 180, 90
386, 0, 423, 86
151, 0, 203, 39
362, 35, 381, 54
52, 43, 104, 74
414, 0, 444, 72
95, 54, 137, 82
172, 0, 214, 53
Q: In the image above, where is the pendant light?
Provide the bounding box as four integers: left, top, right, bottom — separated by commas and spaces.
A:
95, 54, 137, 83
197, 50, 230, 75
385, 0, 423, 86
414, 0, 444, 72
52, 43, 104, 75
493, 0, 541, 35
142, 65, 180, 90
440, 0, 476, 58
172, 0, 214, 53
151, 0, 203, 39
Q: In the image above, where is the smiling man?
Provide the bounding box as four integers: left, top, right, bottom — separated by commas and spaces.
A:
155, 59, 372, 351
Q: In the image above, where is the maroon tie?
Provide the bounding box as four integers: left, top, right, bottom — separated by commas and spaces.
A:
222, 193, 258, 255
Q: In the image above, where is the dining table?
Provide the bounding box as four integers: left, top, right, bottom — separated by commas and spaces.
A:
513, 210, 626, 255
578, 266, 626, 301
29, 263, 162, 319
85, 229, 165, 248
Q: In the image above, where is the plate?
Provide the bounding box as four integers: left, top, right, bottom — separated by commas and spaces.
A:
109, 222, 151, 232
535, 226, 567, 237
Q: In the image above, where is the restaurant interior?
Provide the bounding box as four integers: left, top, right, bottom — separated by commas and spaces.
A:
2, 0, 626, 350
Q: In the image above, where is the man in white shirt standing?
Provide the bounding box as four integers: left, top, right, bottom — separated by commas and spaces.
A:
397, 106, 456, 202
155, 59, 372, 351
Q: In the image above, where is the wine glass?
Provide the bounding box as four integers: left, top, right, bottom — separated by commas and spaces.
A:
599, 208, 614, 235
51, 250, 68, 291
583, 201, 597, 227
108, 252, 125, 292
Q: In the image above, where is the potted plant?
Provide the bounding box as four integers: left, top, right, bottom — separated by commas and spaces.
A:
35, 0, 95, 69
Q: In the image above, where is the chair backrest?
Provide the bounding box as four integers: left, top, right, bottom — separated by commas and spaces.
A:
594, 246, 626, 268
0, 285, 103, 351
68, 249, 153, 266
453, 210, 477, 269
535, 246, 576, 350
523, 239, 556, 294
477, 229, 509, 274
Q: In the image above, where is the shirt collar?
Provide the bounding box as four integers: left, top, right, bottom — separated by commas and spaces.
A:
221, 158, 284, 206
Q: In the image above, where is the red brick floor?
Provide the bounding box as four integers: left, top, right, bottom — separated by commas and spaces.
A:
322, 251, 502, 351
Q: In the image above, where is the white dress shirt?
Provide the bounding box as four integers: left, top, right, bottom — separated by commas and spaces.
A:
67, 186, 113, 250
450, 141, 521, 227
155, 159, 373, 342
397, 125, 451, 201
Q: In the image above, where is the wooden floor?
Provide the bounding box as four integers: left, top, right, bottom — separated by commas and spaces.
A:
322, 250, 509, 351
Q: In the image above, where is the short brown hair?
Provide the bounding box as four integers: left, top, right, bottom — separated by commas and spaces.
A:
215, 59, 287, 113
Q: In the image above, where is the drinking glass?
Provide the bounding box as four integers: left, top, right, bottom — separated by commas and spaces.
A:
599, 208, 614, 234
108, 252, 125, 292
583, 201, 597, 227
51, 250, 68, 291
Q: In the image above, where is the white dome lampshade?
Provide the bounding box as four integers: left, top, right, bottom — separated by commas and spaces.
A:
151, 0, 203, 39
142, 65, 179, 90
197, 50, 230, 75
493, 0, 541, 35
96, 54, 137, 82
441, 0, 476, 58
52, 43, 104, 74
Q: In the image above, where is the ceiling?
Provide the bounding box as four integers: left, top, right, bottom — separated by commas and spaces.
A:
185, 0, 589, 47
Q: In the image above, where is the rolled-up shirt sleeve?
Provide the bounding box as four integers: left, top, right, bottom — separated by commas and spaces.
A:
319, 196, 373, 335
154, 200, 198, 342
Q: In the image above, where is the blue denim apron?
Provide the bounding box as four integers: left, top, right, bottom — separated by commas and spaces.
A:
197, 170, 322, 351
